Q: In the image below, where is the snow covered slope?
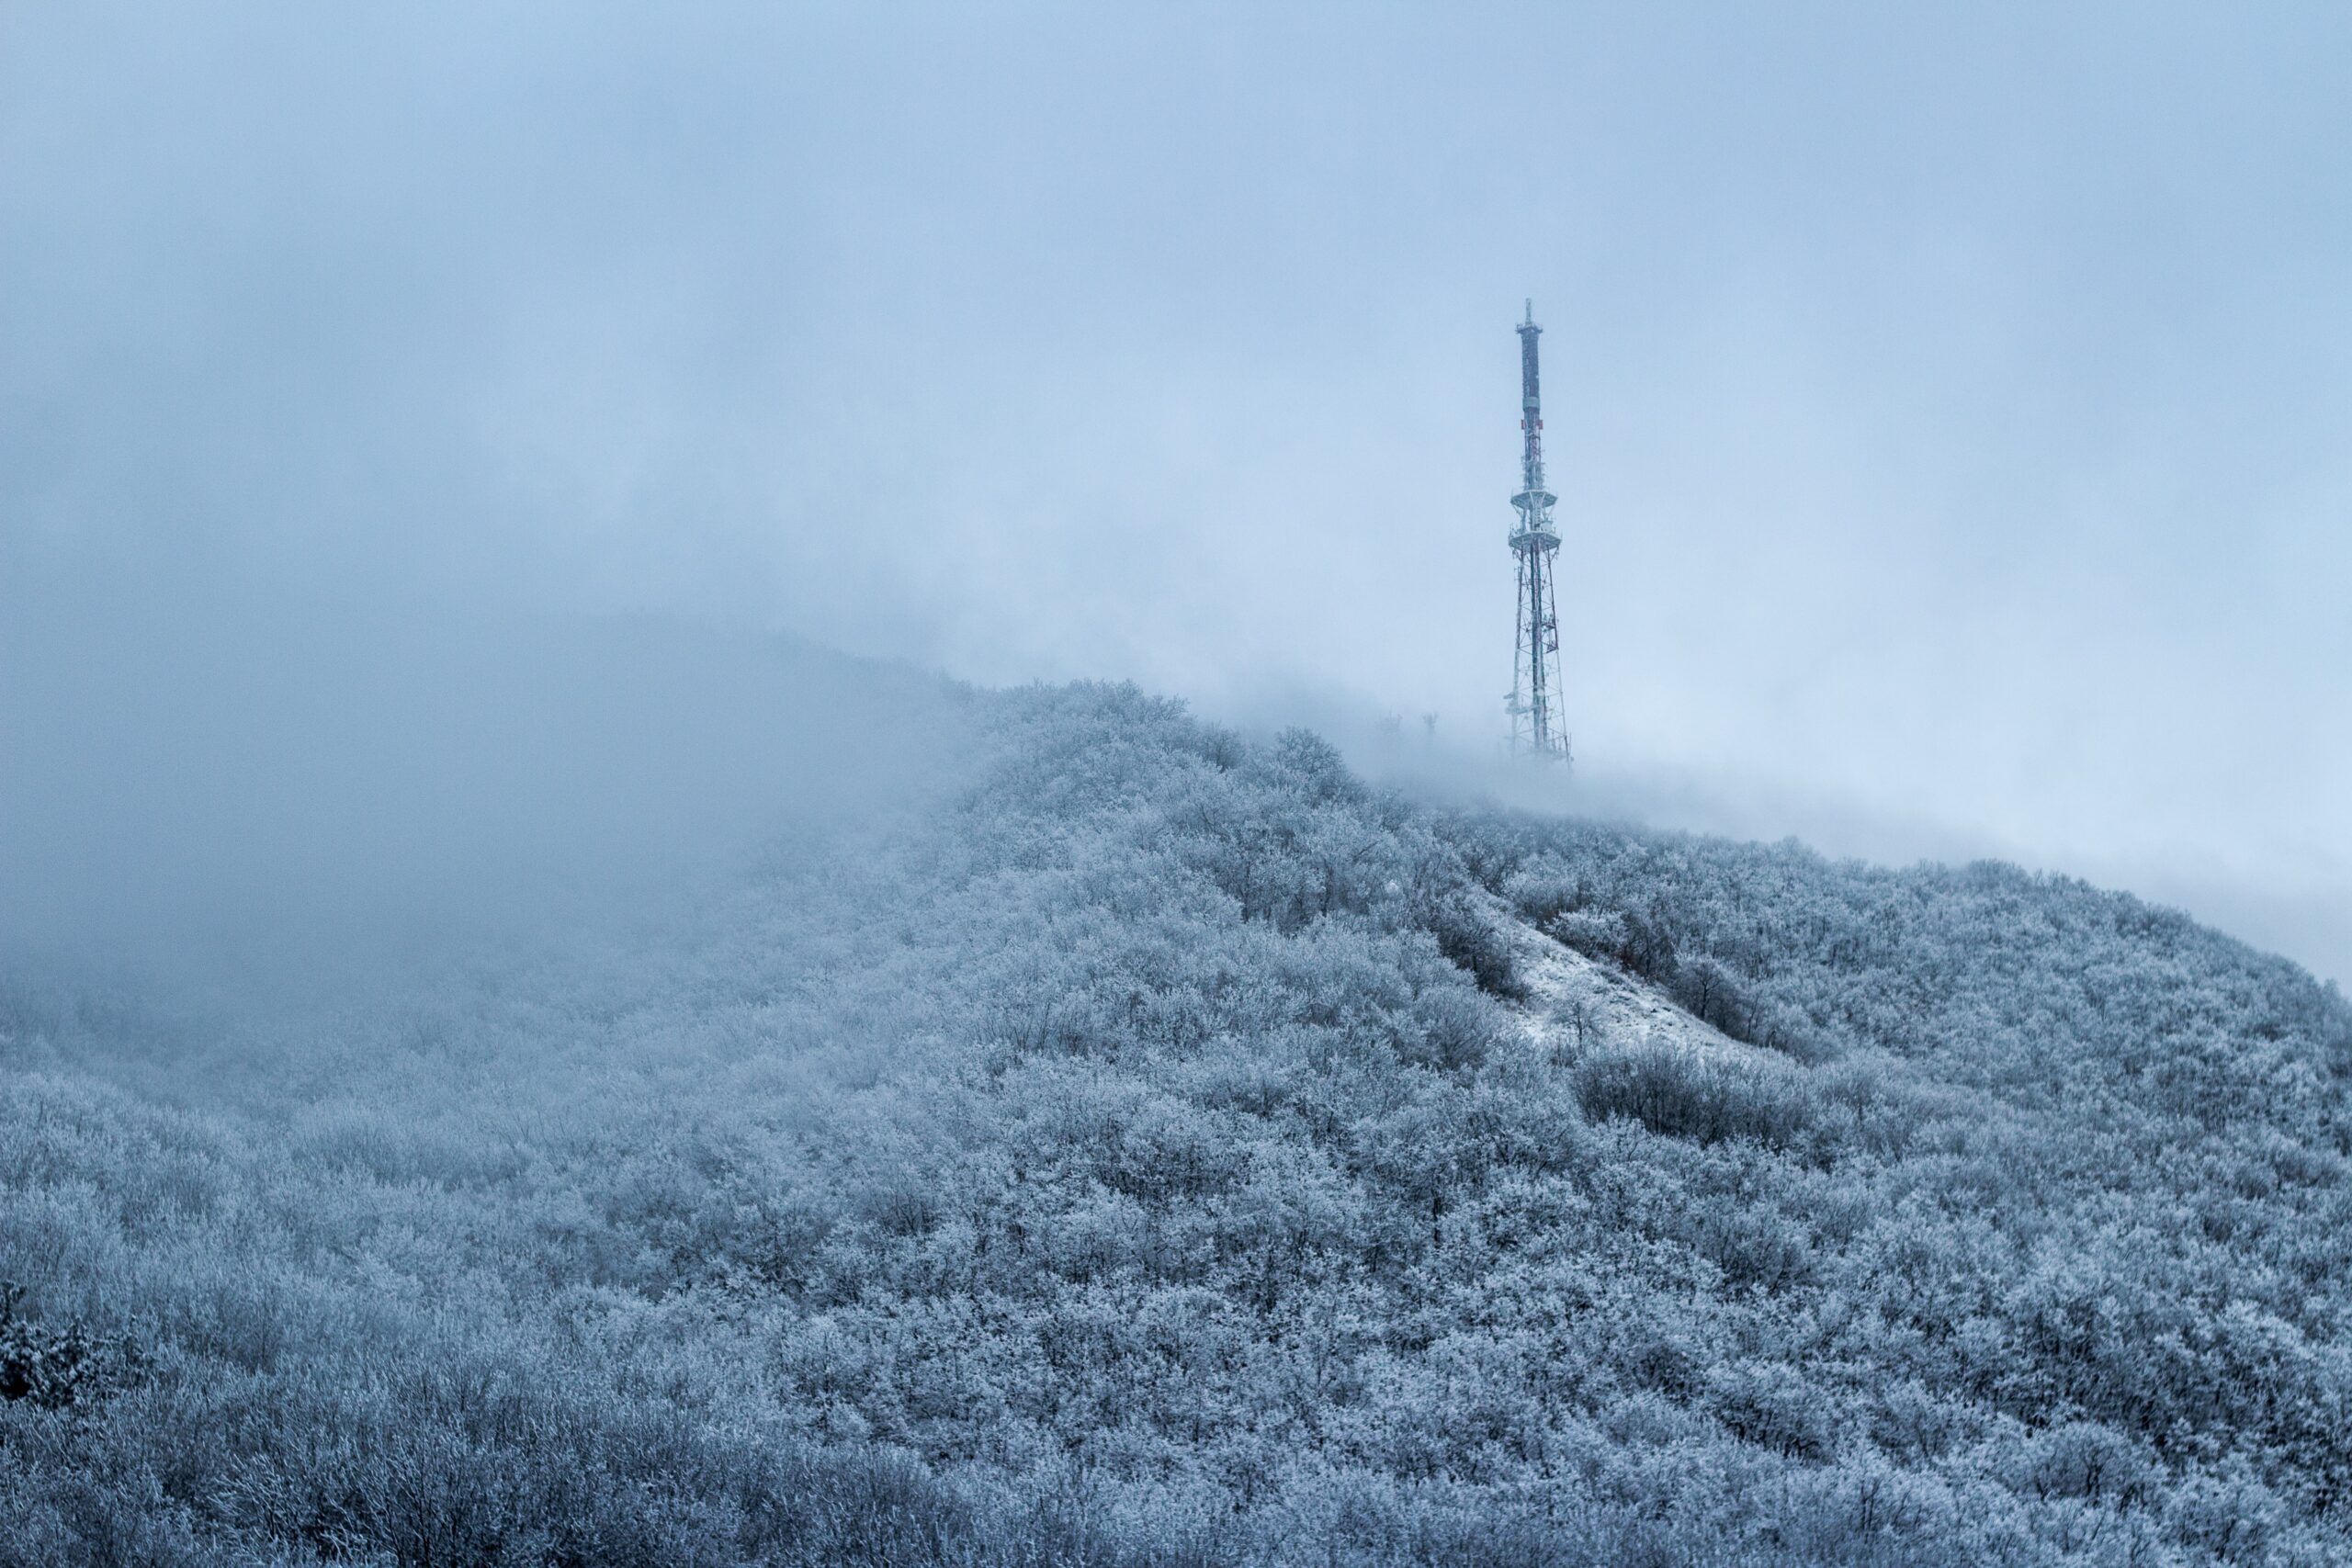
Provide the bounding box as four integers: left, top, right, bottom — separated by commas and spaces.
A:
1492, 897, 1767, 1065
4, 679, 2348, 1567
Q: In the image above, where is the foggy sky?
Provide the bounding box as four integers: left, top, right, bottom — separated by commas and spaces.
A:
4, 3, 2347, 981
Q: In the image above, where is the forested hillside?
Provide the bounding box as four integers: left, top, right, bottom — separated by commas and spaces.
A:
4, 674, 2347, 1565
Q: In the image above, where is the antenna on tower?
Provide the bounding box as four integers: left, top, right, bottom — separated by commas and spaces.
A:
1506, 302, 1571, 764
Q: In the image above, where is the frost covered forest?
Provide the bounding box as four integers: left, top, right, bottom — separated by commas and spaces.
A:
4, 662, 2350, 1567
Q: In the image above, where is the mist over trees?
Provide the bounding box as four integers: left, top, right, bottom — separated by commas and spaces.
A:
3, 658, 2348, 1565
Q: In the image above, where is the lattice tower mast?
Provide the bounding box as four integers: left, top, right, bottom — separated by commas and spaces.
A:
1507, 301, 1570, 762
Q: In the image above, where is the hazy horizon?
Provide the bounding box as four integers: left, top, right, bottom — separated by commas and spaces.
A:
5, 3, 2346, 983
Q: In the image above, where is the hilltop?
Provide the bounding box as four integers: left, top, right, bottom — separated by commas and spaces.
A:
3, 672, 2347, 1565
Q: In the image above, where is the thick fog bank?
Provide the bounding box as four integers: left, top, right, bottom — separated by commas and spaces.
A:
1, 574, 967, 994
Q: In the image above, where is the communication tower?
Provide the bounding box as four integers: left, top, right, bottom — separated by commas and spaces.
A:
1507, 301, 1570, 762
